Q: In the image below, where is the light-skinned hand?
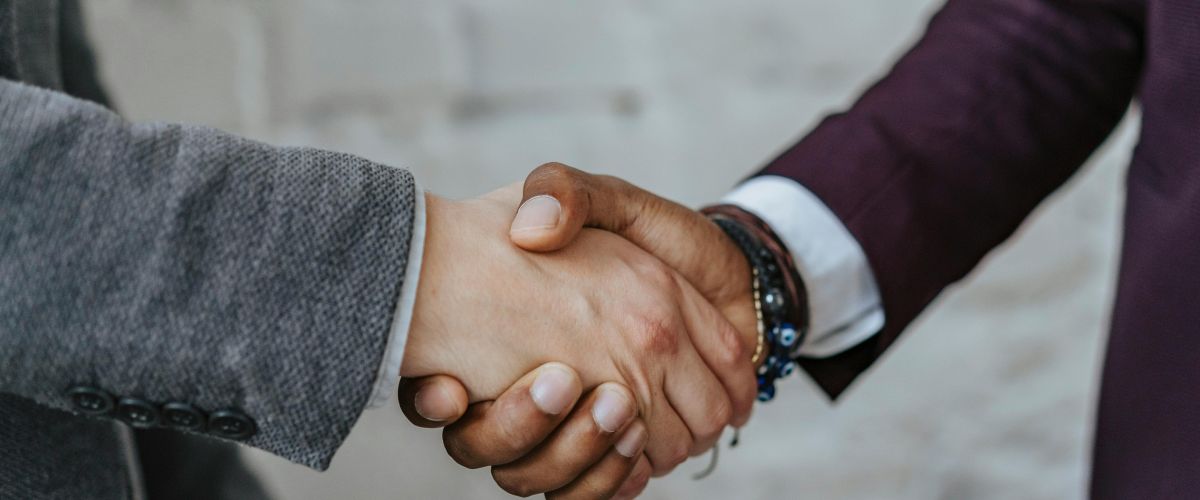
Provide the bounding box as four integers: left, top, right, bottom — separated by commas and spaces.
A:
400, 166, 760, 498
399, 182, 756, 489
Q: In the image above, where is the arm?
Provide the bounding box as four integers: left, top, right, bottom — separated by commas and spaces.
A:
764, 0, 1144, 397
0, 80, 755, 476
0, 78, 417, 469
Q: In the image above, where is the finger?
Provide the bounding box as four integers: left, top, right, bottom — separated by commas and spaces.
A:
491, 384, 638, 496
509, 162, 611, 252
511, 162, 678, 253
442, 362, 582, 468
397, 375, 469, 428
675, 276, 758, 428
510, 163, 739, 303
664, 343, 733, 456
630, 312, 723, 475
613, 454, 652, 500
642, 383, 694, 476
545, 421, 648, 500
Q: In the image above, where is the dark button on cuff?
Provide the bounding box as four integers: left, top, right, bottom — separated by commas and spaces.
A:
162, 402, 206, 431
116, 398, 160, 428
67, 386, 114, 415
209, 409, 256, 441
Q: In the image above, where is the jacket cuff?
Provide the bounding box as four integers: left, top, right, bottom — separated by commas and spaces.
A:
366, 182, 426, 408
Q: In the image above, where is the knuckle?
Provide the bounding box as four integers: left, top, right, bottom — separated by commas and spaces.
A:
664, 442, 689, 470
537, 161, 572, 175
622, 373, 656, 419
532, 162, 576, 184
443, 433, 485, 469
624, 255, 677, 293
628, 475, 650, 497
646, 442, 682, 475
627, 463, 652, 491
707, 399, 734, 433
674, 441, 691, 464
493, 417, 536, 457
529, 162, 590, 214
489, 395, 546, 456
721, 324, 748, 366
568, 292, 602, 329
629, 314, 680, 356
571, 473, 621, 500
643, 261, 679, 292
492, 468, 540, 497
443, 401, 539, 469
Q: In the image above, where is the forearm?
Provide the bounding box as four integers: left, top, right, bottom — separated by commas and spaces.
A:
758, 0, 1144, 396
0, 79, 418, 469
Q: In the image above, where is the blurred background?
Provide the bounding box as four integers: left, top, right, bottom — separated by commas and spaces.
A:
84, 0, 1137, 498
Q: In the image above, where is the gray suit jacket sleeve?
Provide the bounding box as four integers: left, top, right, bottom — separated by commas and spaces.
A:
0, 78, 418, 470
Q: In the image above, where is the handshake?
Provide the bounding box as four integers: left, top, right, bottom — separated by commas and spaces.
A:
396, 163, 764, 499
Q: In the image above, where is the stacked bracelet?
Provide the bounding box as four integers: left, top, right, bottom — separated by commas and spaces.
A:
704, 206, 810, 402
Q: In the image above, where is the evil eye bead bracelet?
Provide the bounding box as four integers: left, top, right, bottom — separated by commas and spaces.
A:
703, 205, 811, 403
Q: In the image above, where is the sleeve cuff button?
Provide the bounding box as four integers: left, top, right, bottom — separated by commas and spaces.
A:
209, 409, 256, 440
116, 398, 160, 428
162, 402, 207, 431
66, 386, 114, 415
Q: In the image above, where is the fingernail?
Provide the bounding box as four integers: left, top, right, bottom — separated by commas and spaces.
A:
592, 387, 634, 433
414, 385, 455, 422
529, 365, 575, 415
510, 195, 561, 232
615, 421, 647, 458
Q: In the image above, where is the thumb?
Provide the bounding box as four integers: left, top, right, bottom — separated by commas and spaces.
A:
509, 162, 646, 252
397, 375, 469, 428
507, 162, 755, 327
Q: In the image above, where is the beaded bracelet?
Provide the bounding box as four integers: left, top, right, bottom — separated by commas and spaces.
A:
704, 209, 811, 402
691, 205, 812, 481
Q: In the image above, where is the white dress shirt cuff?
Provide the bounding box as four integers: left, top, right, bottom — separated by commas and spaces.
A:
366, 183, 426, 408
721, 176, 884, 358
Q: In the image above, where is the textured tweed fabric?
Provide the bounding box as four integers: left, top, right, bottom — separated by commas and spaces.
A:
1, 0, 418, 498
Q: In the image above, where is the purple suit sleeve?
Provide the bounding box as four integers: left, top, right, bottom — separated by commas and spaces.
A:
762, 0, 1145, 398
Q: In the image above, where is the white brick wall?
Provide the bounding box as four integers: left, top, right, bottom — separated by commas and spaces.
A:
264, 0, 468, 120
83, 1, 1135, 498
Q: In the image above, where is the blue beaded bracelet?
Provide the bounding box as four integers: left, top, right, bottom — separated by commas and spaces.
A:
709, 216, 809, 402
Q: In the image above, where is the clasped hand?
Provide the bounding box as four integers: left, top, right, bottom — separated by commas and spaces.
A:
398, 164, 759, 498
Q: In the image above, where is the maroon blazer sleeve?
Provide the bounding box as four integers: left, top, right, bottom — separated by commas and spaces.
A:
765, 0, 1145, 398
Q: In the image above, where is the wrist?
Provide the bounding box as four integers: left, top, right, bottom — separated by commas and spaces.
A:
702, 204, 811, 401
702, 205, 809, 337
402, 192, 457, 378
709, 227, 759, 363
